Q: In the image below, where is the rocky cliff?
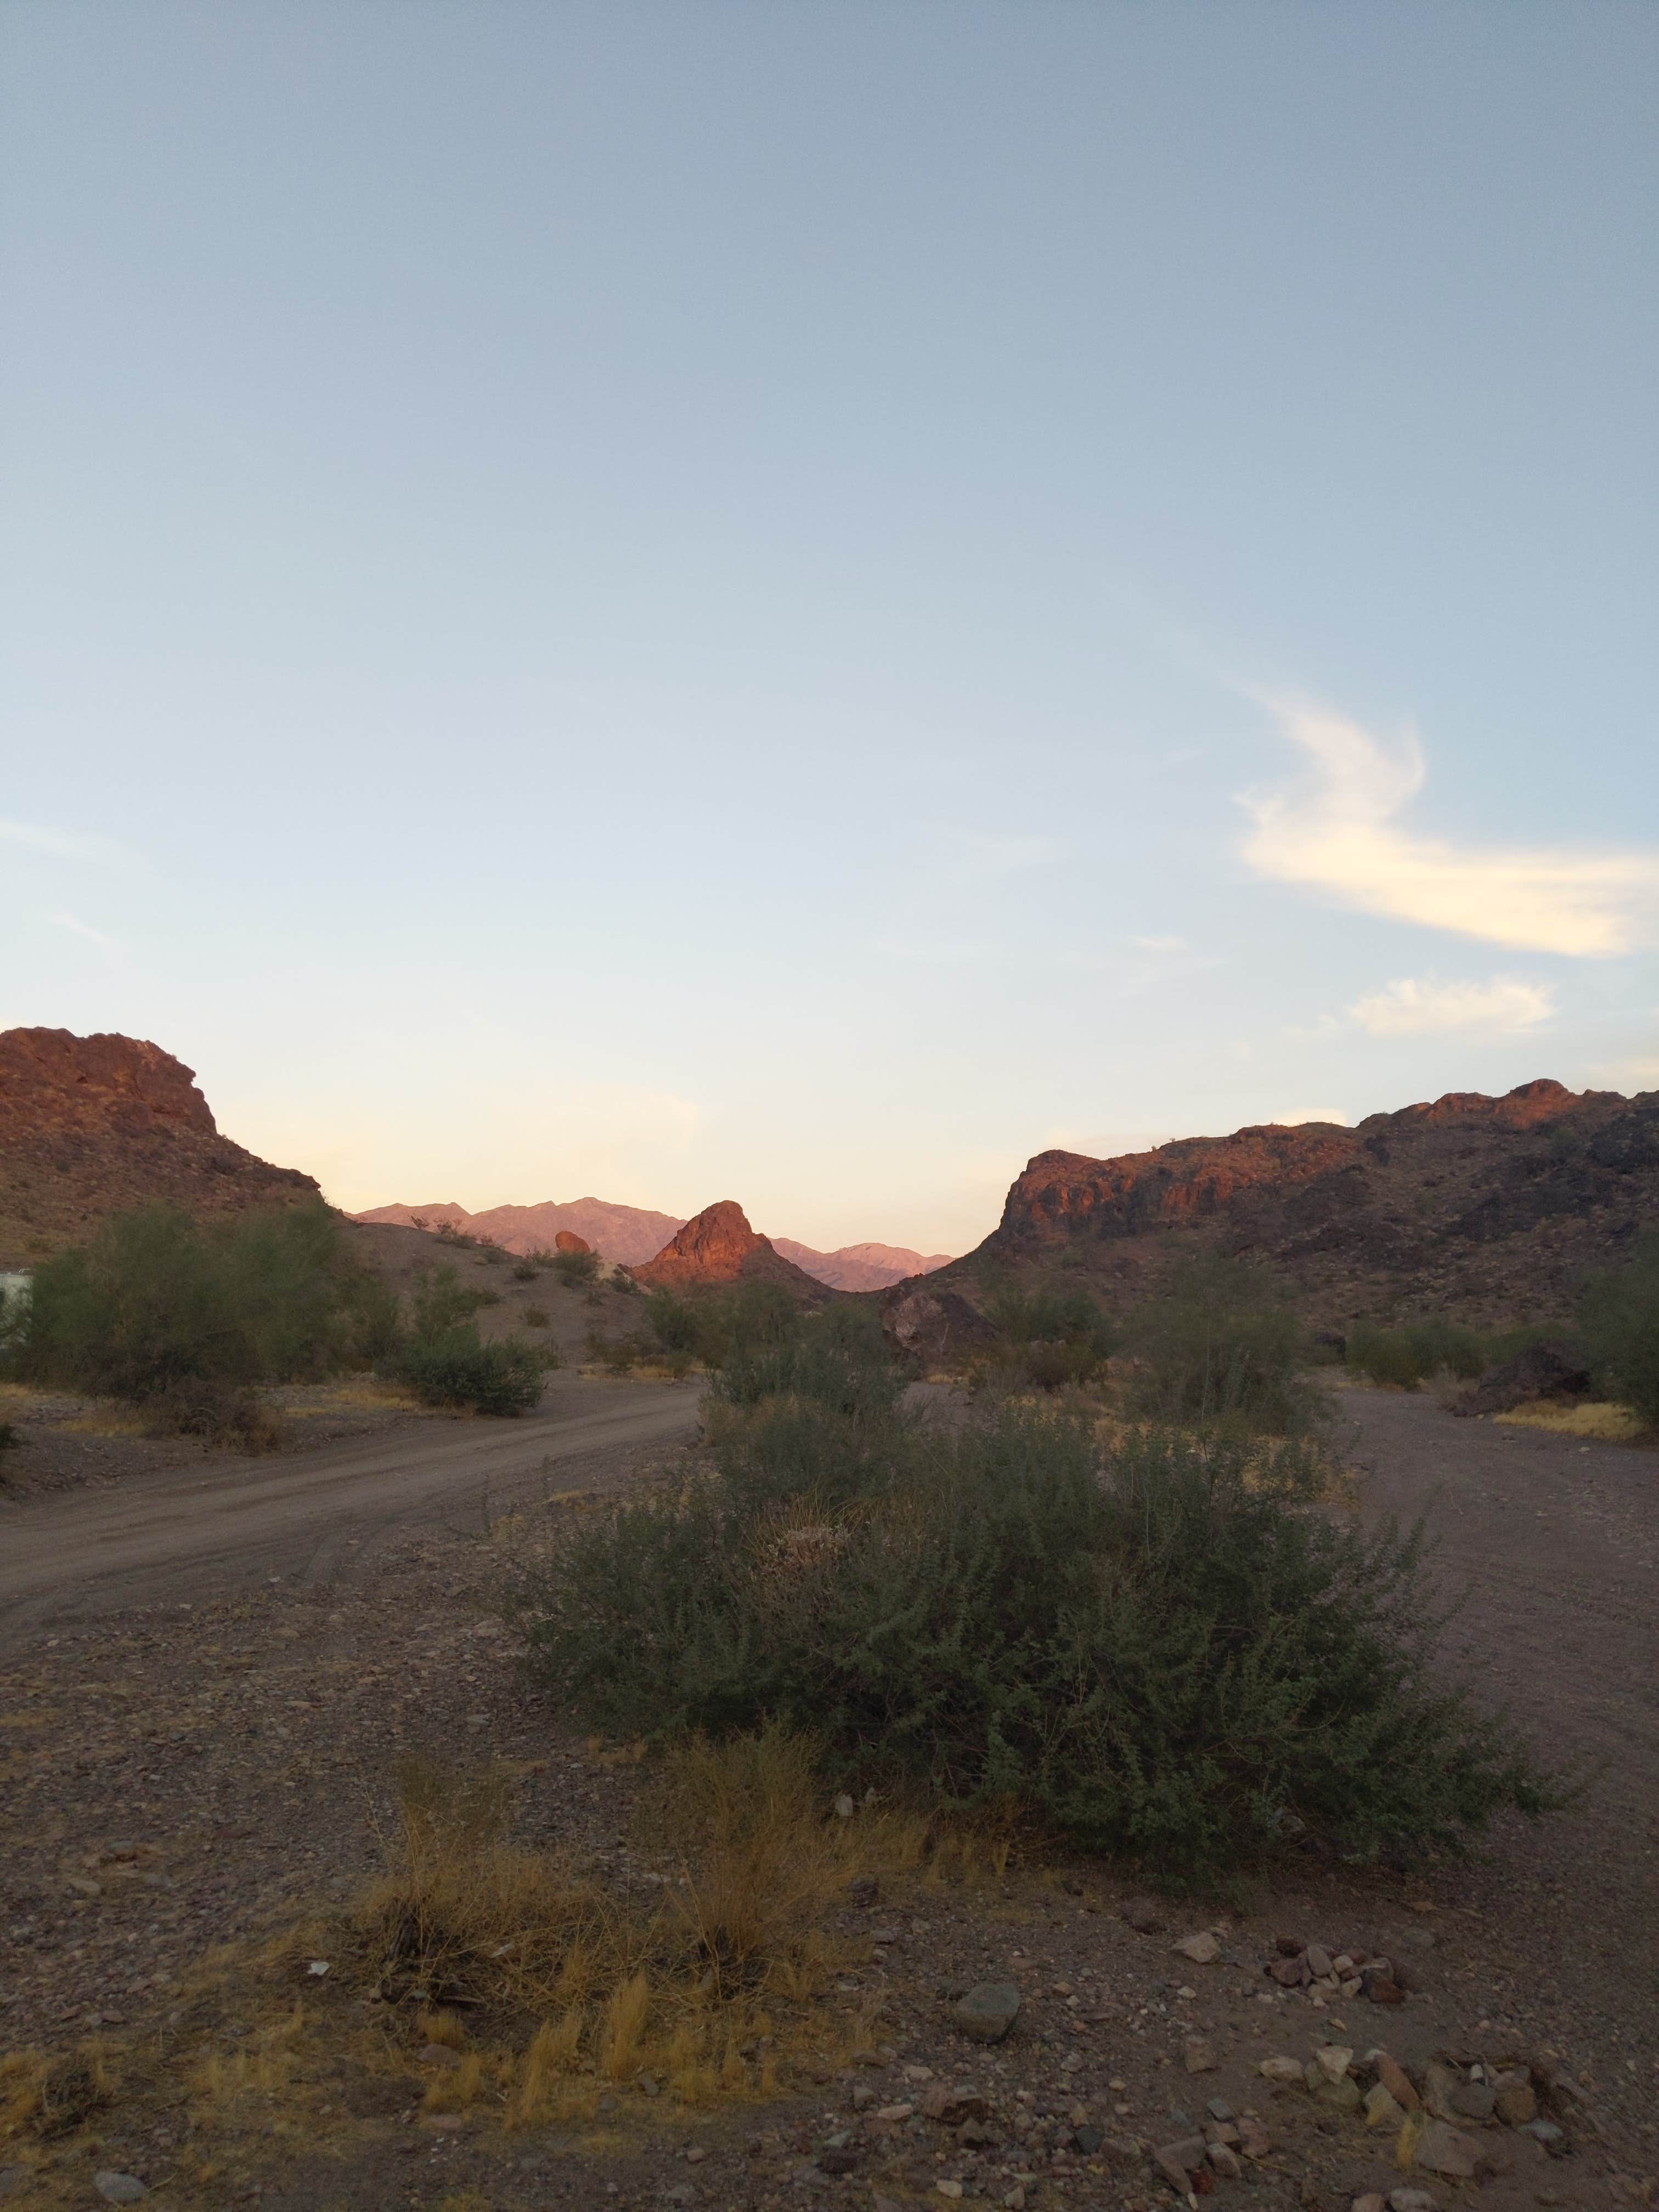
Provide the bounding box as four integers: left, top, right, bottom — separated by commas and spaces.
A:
959, 1079, 1659, 1327
629, 1200, 825, 1298
0, 1027, 320, 1266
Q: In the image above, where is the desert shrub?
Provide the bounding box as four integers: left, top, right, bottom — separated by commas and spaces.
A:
553, 1248, 600, 1288
476, 1240, 507, 1266
140, 1378, 284, 1449
975, 1282, 1116, 1393
397, 1332, 550, 1415
641, 1280, 803, 1372
476, 1287, 504, 1307
511, 1261, 539, 1283
433, 1222, 477, 1248
10, 1201, 391, 1407
1346, 1318, 1493, 1390
714, 1300, 904, 1423
522, 1304, 550, 1329
1577, 1235, 1659, 1426
585, 1328, 642, 1376
521, 1398, 1553, 1885
1122, 1252, 1321, 1433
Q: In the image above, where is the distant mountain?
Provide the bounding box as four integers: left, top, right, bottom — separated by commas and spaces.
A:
930, 1078, 1659, 1328
350, 1200, 951, 1287
630, 1200, 824, 1299
772, 1238, 951, 1291
351, 1197, 684, 1267
0, 1027, 319, 1268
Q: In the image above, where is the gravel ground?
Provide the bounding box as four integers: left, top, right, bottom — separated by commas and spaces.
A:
1, 1395, 1655, 2212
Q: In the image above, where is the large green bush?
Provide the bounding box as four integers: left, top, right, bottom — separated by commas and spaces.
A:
1121, 1251, 1321, 1433
519, 1392, 1553, 1885
12, 1201, 396, 1405
1577, 1236, 1659, 1425
385, 1262, 552, 1415
1346, 1317, 1505, 1390
974, 1281, 1116, 1393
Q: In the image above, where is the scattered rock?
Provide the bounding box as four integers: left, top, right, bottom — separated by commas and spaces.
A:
1373, 2052, 1420, 2111
419, 2044, 460, 2069
921, 2088, 990, 2125
1121, 1896, 1164, 1933
1173, 1931, 1221, 1965
1153, 2134, 1207, 2191
1259, 2056, 1306, 2088
1236, 2117, 1273, 2160
1451, 2078, 1496, 2123
1183, 2039, 1217, 2074
1494, 2083, 1537, 2127
1317, 2075, 1363, 2114
935, 2182, 963, 2201
1364, 2083, 1406, 2129
848, 1875, 879, 1907
953, 1983, 1022, 2043
876, 2103, 915, 2123
1314, 2045, 1354, 2084
1205, 2142, 1242, 2180
1306, 1944, 1334, 1979
1352, 2197, 1387, 2212
1268, 1955, 1310, 1987
94, 2179, 148, 2206
818, 2150, 858, 2175
1388, 2194, 1440, 2212
1071, 2125, 1103, 2155
1413, 2120, 1481, 2179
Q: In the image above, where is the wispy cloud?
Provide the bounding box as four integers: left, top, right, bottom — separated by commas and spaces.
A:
1348, 974, 1555, 1037
1240, 698, 1659, 955
1131, 933, 1187, 953
2, 820, 109, 860
48, 909, 124, 953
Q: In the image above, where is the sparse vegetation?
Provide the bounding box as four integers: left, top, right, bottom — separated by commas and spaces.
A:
522, 1303, 550, 1329
511, 1261, 539, 1283
1577, 1233, 1659, 1427
973, 1280, 1115, 1393
552, 1247, 600, 1288
389, 1264, 553, 1415
520, 1350, 1554, 1884
1345, 1317, 1513, 1390
4, 1202, 399, 1443
1121, 1250, 1323, 1434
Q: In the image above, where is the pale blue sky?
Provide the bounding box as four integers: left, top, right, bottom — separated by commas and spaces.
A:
3, 2, 1656, 1250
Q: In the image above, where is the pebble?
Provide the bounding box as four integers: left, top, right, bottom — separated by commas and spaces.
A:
1413, 2119, 1481, 2178
875, 2103, 915, 2123
1493, 2082, 1536, 2126
1259, 2055, 1306, 2086
94, 2178, 148, 2205
1183, 2039, 1217, 2073
1389, 2194, 1440, 2212
935, 2182, 963, 2200
1173, 1931, 1220, 1965
1314, 2044, 1354, 2083
953, 1982, 1022, 2043
1373, 2052, 1419, 2111
1364, 2083, 1406, 2129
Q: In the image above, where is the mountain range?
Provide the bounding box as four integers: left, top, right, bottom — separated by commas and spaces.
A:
347, 1198, 951, 1290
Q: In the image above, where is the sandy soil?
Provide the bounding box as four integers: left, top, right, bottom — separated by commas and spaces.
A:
0, 1386, 1654, 2211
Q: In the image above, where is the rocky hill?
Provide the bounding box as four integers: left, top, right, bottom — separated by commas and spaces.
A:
0, 1027, 320, 1268
352, 1199, 947, 1289
943, 1078, 1659, 1328
629, 1200, 825, 1299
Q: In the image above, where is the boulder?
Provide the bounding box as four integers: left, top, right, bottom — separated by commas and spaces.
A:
952, 1984, 1021, 2044
1460, 1339, 1593, 1417
553, 1229, 592, 1255
882, 1285, 997, 1364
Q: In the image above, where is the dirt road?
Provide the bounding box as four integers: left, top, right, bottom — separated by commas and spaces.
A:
0, 1375, 701, 1644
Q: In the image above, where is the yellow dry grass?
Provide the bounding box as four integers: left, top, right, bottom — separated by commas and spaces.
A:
1493, 1399, 1646, 1441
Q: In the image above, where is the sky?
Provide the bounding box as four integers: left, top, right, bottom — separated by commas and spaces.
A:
2, 2, 1656, 1255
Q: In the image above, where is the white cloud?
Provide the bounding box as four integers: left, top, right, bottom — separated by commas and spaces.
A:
1348, 974, 1555, 1037
1240, 697, 1659, 955
1131, 933, 1187, 953
47, 909, 124, 953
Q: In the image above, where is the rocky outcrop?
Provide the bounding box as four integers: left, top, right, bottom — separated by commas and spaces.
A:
1459, 1340, 1594, 1418
952, 1080, 1659, 1329
881, 1284, 998, 1365
553, 1229, 591, 1256
629, 1201, 825, 1297
350, 1197, 684, 1266
0, 1027, 319, 1266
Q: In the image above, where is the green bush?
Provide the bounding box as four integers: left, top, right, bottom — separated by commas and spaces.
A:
641, 1280, 802, 1372
522, 1304, 550, 1329
975, 1282, 1116, 1393
1346, 1318, 1494, 1390
520, 1398, 1554, 1885
1122, 1252, 1321, 1433
396, 1331, 550, 1414
511, 1261, 539, 1283
1578, 1236, 1659, 1425
10, 1201, 393, 1407
553, 1248, 600, 1288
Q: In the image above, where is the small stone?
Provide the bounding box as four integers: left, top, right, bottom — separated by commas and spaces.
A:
834, 1794, 855, 1819
921, 2088, 990, 2125
685, 2147, 707, 2164
1002, 2190, 1026, 2211
876, 2103, 915, 2122
1153, 2134, 1207, 2191
851, 2085, 875, 2112
1351, 2198, 1386, 2212
1387, 2195, 1440, 2212
935, 2183, 963, 2200
94, 2180, 148, 2207
1414, 2120, 1481, 2178
1451, 2080, 1495, 2123
1206, 2143, 1242, 2179
1314, 2045, 1354, 2084
1305, 1945, 1333, 1980
1317, 2076, 1363, 2113
1183, 2040, 1217, 2074
1419, 2061, 1464, 2123
1493, 2084, 1536, 2127
1373, 2052, 1419, 2111
1174, 1931, 1221, 1965
637, 2072, 661, 2097
1121, 1895, 1164, 1933
1518, 2119, 1564, 2148
853, 2047, 886, 2067
1268, 1956, 1310, 1987
848, 1875, 879, 1905
871, 1926, 901, 1946
67, 1877, 103, 1898
953, 1983, 1022, 2044
1274, 1934, 1304, 1956
1364, 2083, 1405, 2128
1070, 2124, 1103, 2154
1367, 1977, 1406, 2004
1259, 2056, 1306, 2087
818, 2151, 857, 2175
1237, 2116, 1272, 2159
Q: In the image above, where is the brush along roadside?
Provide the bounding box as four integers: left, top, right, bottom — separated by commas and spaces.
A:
0, 1730, 990, 2193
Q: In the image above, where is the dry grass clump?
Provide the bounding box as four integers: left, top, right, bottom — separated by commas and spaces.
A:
1494, 1400, 1646, 1442
353, 1729, 926, 2126
0, 2044, 114, 2141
